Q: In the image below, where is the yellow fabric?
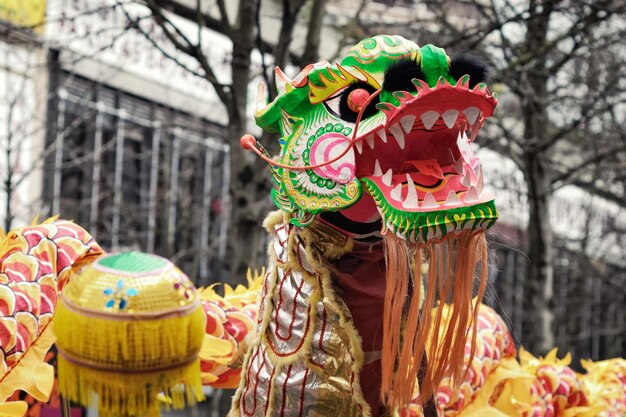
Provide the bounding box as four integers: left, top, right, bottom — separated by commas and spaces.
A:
196, 269, 262, 388
0, 400, 28, 416
0, 217, 103, 411
54, 302, 206, 371
58, 356, 203, 417
198, 268, 264, 308
0, 322, 56, 403
487, 358, 535, 416
578, 358, 626, 417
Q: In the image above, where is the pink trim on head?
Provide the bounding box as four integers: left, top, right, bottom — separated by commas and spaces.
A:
310, 133, 356, 184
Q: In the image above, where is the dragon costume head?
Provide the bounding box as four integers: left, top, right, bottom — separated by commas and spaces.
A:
244, 35, 498, 408
250, 34, 497, 242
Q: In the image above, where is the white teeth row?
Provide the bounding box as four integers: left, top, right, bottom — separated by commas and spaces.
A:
457, 162, 483, 192
372, 159, 484, 208
355, 129, 389, 154
419, 107, 481, 131
355, 107, 482, 154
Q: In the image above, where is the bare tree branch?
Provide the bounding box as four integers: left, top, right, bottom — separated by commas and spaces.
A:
215, 0, 230, 27
128, 1, 233, 110
567, 179, 626, 207
498, 3, 622, 80
147, 0, 233, 37
551, 143, 626, 190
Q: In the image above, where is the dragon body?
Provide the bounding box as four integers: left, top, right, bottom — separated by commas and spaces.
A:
0, 219, 622, 416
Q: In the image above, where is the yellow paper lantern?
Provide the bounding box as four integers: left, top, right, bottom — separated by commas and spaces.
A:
54, 252, 206, 417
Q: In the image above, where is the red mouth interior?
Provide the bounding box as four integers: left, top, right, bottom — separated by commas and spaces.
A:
352, 86, 497, 211
355, 125, 461, 184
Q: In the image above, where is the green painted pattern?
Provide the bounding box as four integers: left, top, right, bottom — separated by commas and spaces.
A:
363, 179, 498, 242
340, 35, 418, 70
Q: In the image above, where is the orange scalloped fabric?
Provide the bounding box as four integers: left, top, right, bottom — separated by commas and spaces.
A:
197, 269, 262, 388
397, 303, 625, 417
0, 219, 103, 413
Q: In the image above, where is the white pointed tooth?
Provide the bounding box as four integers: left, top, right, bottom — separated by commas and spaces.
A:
388, 123, 405, 149
467, 166, 476, 185
355, 140, 363, 154
421, 192, 438, 209
394, 132, 405, 149
464, 186, 480, 203
464, 106, 480, 125
444, 190, 462, 206
396, 230, 407, 240
377, 129, 388, 143
477, 165, 484, 194
455, 155, 464, 174
366, 134, 376, 149
460, 130, 469, 142
460, 171, 472, 187
374, 159, 383, 177
402, 174, 419, 209
442, 109, 459, 129
390, 183, 403, 202
400, 115, 416, 133
382, 169, 393, 186
469, 119, 481, 141
420, 111, 439, 130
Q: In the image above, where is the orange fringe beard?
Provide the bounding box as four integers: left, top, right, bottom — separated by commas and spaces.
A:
380, 230, 488, 409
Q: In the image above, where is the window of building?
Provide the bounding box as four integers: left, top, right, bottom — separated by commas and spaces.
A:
43, 69, 229, 285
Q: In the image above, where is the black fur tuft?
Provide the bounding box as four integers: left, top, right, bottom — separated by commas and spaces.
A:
449, 52, 493, 88
383, 58, 426, 92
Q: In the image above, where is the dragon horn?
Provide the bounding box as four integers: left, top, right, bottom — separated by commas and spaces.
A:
274, 67, 291, 94
256, 81, 268, 114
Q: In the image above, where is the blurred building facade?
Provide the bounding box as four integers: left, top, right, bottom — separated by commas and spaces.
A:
0, 0, 232, 285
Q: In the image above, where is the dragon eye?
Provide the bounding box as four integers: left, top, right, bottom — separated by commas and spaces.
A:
323, 82, 379, 123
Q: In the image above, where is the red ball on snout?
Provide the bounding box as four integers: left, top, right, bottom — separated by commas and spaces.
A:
347, 88, 371, 113
240, 134, 257, 150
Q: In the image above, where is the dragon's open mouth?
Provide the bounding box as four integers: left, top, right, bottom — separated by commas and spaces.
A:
352, 78, 499, 240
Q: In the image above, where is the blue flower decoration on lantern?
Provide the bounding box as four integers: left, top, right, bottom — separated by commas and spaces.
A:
104, 279, 139, 310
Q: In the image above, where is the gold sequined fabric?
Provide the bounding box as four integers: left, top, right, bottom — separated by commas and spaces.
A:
230, 212, 370, 417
